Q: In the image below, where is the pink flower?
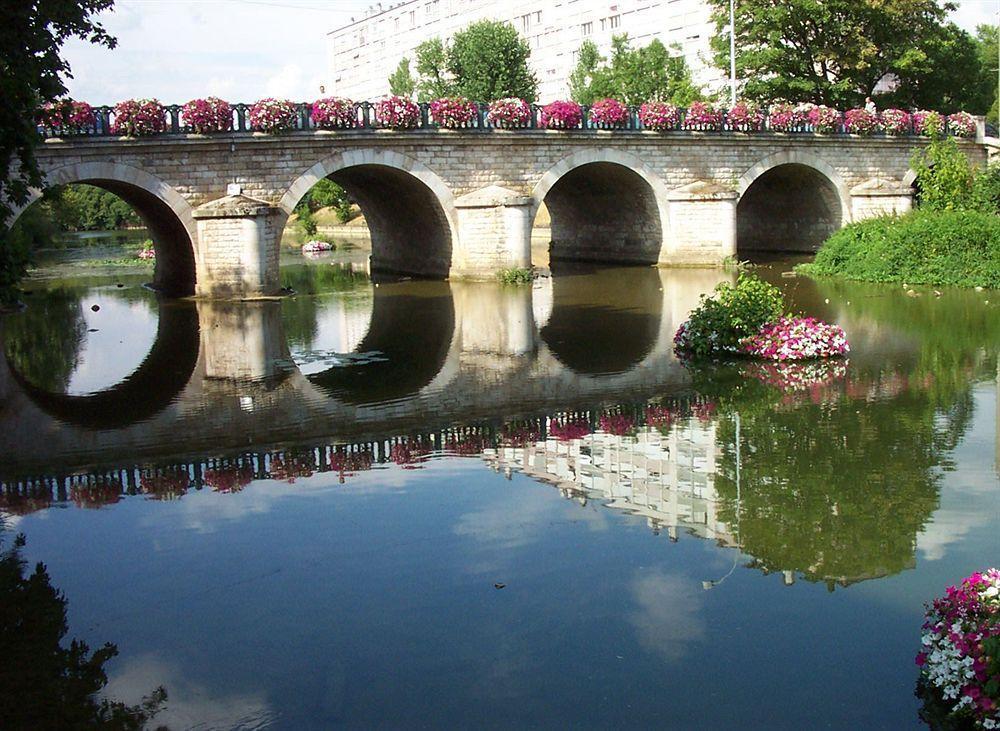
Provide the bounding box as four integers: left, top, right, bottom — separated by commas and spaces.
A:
429, 97, 477, 128
639, 101, 680, 130
311, 97, 357, 129
540, 100, 582, 129
248, 98, 298, 133
488, 97, 531, 128
374, 95, 420, 129
181, 97, 232, 133
110, 98, 167, 137
589, 98, 629, 128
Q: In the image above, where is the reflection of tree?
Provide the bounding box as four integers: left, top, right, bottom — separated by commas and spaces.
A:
280, 263, 370, 352
0, 531, 165, 728
705, 366, 973, 586
3, 288, 86, 392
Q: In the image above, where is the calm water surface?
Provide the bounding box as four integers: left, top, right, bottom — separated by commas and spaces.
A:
0, 256, 998, 729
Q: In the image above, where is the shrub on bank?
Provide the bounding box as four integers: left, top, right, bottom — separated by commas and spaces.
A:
799, 209, 1000, 289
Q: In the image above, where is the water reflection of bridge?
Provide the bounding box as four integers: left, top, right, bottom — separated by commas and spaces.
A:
0, 268, 728, 480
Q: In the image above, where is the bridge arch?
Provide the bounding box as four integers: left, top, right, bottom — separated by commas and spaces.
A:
9, 162, 198, 296
532, 149, 669, 266
736, 151, 850, 255
280, 149, 457, 279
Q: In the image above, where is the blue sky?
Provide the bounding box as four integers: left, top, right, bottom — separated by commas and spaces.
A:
60, 0, 999, 104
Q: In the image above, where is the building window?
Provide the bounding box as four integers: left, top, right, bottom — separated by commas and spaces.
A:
520, 13, 530, 32
581, 21, 592, 36
609, 14, 620, 29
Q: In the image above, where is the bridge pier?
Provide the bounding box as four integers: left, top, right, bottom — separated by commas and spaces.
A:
452, 186, 534, 277
849, 178, 914, 221
191, 194, 283, 299
665, 181, 738, 263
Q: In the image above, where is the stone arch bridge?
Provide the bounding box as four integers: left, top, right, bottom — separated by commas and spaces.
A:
10, 130, 987, 297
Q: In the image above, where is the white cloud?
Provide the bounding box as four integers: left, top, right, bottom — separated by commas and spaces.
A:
627, 568, 707, 663
104, 653, 275, 729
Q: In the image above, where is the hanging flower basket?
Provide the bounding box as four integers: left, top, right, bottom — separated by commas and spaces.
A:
311, 97, 358, 129
638, 101, 680, 131
488, 97, 531, 128
111, 98, 167, 137
588, 98, 629, 128
181, 97, 233, 133
373, 95, 420, 129
540, 100, 582, 129
248, 98, 298, 133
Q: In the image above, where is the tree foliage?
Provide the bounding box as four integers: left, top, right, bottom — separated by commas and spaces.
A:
408, 21, 538, 103
707, 0, 990, 111
1, 0, 117, 305
570, 36, 702, 106
387, 57, 416, 98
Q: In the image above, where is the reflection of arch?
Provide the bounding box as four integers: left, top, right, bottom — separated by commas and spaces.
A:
736, 152, 849, 255
541, 266, 662, 375
7, 301, 200, 429
532, 149, 669, 266
280, 150, 456, 278
10, 162, 198, 296
307, 281, 455, 404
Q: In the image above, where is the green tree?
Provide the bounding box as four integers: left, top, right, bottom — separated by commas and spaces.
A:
975, 25, 999, 123
911, 136, 976, 211
708, 0, 984, 110
55, 184, 140, 230
387, 57, 416, 98
568, 40, 605, 105
448, 20, 539, 103
414, 37, 454, 101
1, 0, 117, 304
569, 36, 702, 106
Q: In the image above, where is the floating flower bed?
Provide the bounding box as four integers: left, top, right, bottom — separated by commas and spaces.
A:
311, 97, 357, 129
916, 569, 999, 729
540, 100, 582, 129
589, 98, 629, 128
249, 98, 298, 133
111, 98, 167, 137
639, 101, 680, 130
301, 240, 334, 254
488, 97, 531, 128
137, 244, 155, 260
741, 317, 849, 360
374, 95, 420, 129
674, 274, 849, 362
182, 97, 232, 133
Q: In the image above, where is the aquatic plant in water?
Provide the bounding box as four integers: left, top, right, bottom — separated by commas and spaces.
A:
916, 569, 1000, 729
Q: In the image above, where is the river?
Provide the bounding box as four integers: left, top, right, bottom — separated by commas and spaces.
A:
0, 252, 997, 728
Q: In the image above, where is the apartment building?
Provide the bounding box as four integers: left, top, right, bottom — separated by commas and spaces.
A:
327, 0, 723, 102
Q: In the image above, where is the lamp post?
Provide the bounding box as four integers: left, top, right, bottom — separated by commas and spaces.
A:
729, 0, 737, 107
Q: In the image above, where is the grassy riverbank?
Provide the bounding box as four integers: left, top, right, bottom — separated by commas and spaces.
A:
797, 209, 1000, 289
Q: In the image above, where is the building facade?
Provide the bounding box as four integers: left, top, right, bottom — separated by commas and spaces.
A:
327, 0, 723, 103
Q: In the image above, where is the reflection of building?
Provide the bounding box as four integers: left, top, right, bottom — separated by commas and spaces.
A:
485, 416, 733, 545
327, 1, 722, 102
